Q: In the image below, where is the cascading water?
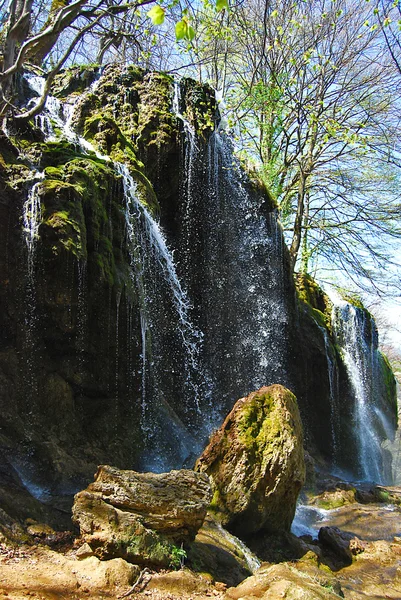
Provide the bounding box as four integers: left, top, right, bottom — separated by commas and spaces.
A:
118, 162, 204, 469
26, 74, 64, 139
26, 71, 107, 158
21, 172, 45, 409
19, 73, 206, 469
176, 102, 294, 413
23, 175, 44, 274
331, 296, 386, 483
8, 68, 396, 491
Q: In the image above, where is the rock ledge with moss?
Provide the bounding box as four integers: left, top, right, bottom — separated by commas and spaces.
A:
72, 465, 212, 566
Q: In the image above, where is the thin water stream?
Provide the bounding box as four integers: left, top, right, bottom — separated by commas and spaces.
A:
331, 294, 385, 483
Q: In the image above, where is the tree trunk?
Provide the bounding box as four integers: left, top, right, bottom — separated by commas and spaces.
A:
0, 0, 33, 111
289, 171, 307, 272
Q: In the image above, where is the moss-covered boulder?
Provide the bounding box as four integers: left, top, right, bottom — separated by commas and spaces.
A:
195, 385, 305, 537
72, 465, 212, 566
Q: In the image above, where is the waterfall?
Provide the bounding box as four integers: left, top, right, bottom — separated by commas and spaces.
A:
26, 74, 64, 139
21, 172, 45, 410
14, 69, 396, 484
20, 73, 205, 470
26, 72, 108, 160
116, 163, 204, 469
23, 174, 44, 274
331, 297, 386, 483
176, 105, 293, 414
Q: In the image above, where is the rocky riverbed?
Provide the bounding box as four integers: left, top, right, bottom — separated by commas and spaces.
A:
1, 481, 401, 600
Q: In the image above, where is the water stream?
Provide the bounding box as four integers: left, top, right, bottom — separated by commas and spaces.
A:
118, 162, 203, 462
176, 109, 293, 414
331, 295, 385, 483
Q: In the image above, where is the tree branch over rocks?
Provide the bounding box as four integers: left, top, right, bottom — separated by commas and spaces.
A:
0, 0, 166, 118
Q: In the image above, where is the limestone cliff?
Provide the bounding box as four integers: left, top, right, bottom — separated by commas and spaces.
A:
0, 65, 397, 528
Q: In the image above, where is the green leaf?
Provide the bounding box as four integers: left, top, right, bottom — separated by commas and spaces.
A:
187, 25, 195, 40
216, 0, 228, 11
147, 5, 165, 25
175, 20, 186, 40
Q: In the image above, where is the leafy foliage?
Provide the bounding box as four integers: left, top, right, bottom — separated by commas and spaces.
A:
169, 544, 187, 569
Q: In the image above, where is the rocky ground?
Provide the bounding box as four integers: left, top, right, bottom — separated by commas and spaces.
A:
1, 494, 401, 600
1, 388, 400, 599
0, 542, 225, 600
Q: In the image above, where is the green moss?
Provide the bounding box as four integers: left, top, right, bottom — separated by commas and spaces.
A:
237, 390, 295, 457
44, 166, 63, 179
82, 114, 159, 215
378, 351, 397, 417
209, 489, 226, 516
119, 529, 180, 567
296, 273, 333, 331
180, 78, 218, 137
52, 65, 101, 98
35, 146, 124, 272
310, 306, 329, 330
340, 291, 365, 310
43, 209, 83, 255
40, 179, 78, 194
40, 177, 86, 259
377, 490, 390, 503
40, 140, 89, 167
315, 498, 345, 510
296, 273, 331, 313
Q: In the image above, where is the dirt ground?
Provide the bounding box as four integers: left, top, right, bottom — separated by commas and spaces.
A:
0, 542, 226, 600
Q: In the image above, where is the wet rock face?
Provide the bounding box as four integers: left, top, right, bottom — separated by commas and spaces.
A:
72, 465, 211, 566
0, 63, 397, 533
0, 66, 220, 523
195, 385, 305, 537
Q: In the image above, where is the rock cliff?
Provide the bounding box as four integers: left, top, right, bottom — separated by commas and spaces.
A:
0, 64, 397, 528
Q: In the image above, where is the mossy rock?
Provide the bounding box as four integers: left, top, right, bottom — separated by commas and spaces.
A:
296, 273, 332, 327
40, 179, 86, 259
195, 385, 305, 537
52, 65, 101, 98
93, 524, 181, 567
180, 78, 219, 137
135, 72, 176, 149
39, 140, 89, 167
311, 488, 357, 510
378, 351, 397, 418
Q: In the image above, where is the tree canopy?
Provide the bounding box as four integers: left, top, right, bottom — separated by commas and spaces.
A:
1, 0, 400, 297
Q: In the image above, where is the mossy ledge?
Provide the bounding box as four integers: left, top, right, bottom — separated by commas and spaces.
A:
295, 272, 332, 331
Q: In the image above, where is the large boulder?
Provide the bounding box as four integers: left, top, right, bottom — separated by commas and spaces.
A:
72, 465, 211, 566
195, 385, 305, 537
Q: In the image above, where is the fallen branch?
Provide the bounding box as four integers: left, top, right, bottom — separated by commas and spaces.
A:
118, 567, 152, 598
